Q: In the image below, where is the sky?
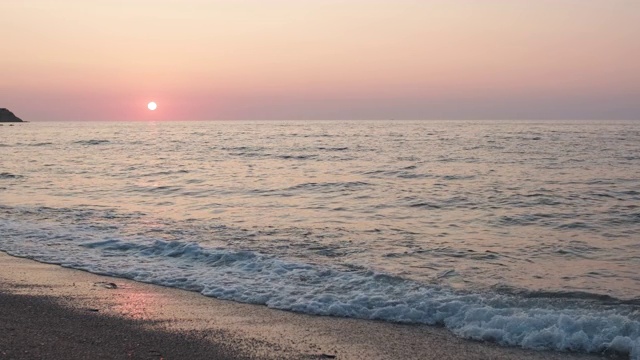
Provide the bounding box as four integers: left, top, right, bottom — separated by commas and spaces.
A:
1, 0, 639, 121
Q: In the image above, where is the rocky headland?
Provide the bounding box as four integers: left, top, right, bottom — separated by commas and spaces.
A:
0, 108, 24, 122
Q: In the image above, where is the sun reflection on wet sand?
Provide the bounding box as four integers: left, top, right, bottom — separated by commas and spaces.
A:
108, 286, 169, 320
0, 253, 613, 360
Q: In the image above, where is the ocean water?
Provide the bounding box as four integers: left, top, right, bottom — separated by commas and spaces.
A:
1, 120, 639, 358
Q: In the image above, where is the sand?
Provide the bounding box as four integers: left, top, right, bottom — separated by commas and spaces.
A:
0, 252, 616, 360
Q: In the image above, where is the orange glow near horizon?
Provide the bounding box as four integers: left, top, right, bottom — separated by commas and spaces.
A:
1, 1, 639, 121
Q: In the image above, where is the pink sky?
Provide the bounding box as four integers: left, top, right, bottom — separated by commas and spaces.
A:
2, 1, 639, 121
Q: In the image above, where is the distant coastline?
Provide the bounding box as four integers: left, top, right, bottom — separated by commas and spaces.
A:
0, 108, 24, 122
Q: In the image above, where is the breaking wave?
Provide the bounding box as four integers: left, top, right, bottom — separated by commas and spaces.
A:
0, 216, 638, 359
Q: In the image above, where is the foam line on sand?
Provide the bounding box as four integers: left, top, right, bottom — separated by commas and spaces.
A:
0, 252, 612, 360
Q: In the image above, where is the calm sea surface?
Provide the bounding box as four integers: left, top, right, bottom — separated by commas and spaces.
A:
2, 120, 640, 357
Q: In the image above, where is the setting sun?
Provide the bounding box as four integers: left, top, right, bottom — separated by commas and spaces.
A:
1, 2, 639, 358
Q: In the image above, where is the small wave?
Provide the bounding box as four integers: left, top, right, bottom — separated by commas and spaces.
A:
130, 185, 183, 194
525, 291, 640, 305
229, 152, 270, 158
556, 222, 593, 230
28, 142, 53, 147
408, 202, 441, 209
284, 181, 371, 193
496, 215, 542, 226
317, 147, 349, 151
0, 172, 23, 179
606, 213, 640, 226
73, 139, 110, 145
363, 169, 432, 180
277, 154, 317, 160
441, 174, 476, 181
620, 191, 640, 196
223, 145, 265, 152
140, 169, 190, 177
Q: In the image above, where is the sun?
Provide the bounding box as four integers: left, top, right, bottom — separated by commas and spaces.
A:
147, 102, 157, 111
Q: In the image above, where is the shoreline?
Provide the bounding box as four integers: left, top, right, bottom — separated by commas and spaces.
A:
0, 252, 616, 360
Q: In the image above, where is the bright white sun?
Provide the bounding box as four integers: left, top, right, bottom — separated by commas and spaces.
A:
147, 102, 157, 111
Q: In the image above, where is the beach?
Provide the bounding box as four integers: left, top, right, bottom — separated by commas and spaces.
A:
3, 0, 639, 356
0, 252, 615, 360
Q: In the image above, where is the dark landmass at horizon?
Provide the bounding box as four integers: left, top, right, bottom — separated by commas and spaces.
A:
0, 108, 24, 122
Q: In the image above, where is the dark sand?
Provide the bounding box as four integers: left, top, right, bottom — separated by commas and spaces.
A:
0, 291, 263, 360
0, 252, 617, 360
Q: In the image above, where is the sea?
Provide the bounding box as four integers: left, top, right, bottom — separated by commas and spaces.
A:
1, 120, 639, 358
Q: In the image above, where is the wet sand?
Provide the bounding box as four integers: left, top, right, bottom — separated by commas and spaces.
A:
0, 252, 616, 360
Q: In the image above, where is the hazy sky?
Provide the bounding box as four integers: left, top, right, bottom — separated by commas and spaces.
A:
2, 1, 639, 121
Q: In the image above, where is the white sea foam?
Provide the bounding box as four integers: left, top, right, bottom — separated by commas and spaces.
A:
1, 217, 639, 359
